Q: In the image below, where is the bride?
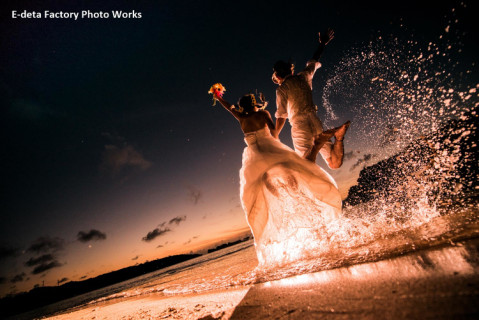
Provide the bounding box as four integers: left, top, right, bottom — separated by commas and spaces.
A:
214, 91, 344, 266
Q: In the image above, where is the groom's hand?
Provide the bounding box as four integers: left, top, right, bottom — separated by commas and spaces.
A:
319, 28, 334, 45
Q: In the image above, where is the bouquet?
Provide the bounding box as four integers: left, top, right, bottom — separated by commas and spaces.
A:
208, 83, 226, 106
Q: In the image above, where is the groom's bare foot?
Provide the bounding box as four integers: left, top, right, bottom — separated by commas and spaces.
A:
334, 121, 351, 142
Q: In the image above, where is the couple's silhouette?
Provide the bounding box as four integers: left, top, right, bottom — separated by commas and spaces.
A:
212, 29, 350, 266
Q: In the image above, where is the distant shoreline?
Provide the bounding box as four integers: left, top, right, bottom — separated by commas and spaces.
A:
0, 236, 255, 319
0, 253, 199, 319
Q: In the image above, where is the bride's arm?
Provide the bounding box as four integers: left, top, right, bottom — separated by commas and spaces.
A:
214, 94, 241, 120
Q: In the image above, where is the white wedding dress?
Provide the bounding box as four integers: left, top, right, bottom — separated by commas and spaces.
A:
240, 126, 342, 266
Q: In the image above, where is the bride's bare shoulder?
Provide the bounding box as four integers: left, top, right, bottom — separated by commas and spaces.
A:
258, 109, 271, 116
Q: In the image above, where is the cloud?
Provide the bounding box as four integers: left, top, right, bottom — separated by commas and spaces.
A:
350, 153, 376, 171
343, 150, 357, 161
10, 273, 26, 283
32, 261, 62, 275
131, 255, 139, 261
187, 186, 202, 204
0, 277, 6, 284
169, 216, 186, 226
27, 237, 64, 254
24, 254, 62, 275
143, 217, 185, 244
0, 245, 19, 261
77, 229, 107, 243
25, 254, 56, 267
100, 144, 152, 177
182, 235, 200, 246
157, 240, 169, 248
58, 277, 69, 284
80, 275, 87, 280
142, 227, 171, 242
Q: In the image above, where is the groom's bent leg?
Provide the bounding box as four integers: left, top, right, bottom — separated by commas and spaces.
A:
291, 117, 321, 162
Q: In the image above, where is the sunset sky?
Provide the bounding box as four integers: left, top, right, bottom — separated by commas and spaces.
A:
1, 0, 476, 296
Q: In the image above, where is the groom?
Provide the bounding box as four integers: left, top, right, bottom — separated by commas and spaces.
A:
272, 29, 349, 168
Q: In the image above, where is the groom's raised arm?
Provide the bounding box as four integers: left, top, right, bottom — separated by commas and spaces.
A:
311, 28, 334, 61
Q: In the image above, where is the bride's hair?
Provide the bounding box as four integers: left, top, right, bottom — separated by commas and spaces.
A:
273, 60, 294, 78
237, 94, 257, 114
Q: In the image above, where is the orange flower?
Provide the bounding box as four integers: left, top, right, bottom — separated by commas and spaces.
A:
208, 83, 226, 105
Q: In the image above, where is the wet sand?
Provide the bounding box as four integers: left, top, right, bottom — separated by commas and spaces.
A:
46, 238, 479, 320
46, 288, 250, 320
231, 240, 479, 319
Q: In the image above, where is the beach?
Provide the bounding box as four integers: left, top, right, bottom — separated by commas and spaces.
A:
44, 236, 479, 319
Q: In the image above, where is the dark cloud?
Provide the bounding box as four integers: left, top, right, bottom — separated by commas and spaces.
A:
131, 255, 139, 261
32, 260, 62, 275
24, 253, 62, 275
157, 240, 169, 248
169, 216, 186, 226
183, 239, 192, 245
142, 227, 171, 242
0, 245, 19, 261
10, 272, 26, 283
80, 275, 87, 280
27, 237, 64, 254
77, 229, 107, 243
58, 277, 69, 284
343, 150, 357, 161
350, 153, 376, 171
25, 254, 55, 267
100, 144, 152, 177
187, 186, 202, 204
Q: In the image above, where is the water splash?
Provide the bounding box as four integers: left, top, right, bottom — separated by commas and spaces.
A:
255, 2, 478, 271
322, 10, 477, 153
